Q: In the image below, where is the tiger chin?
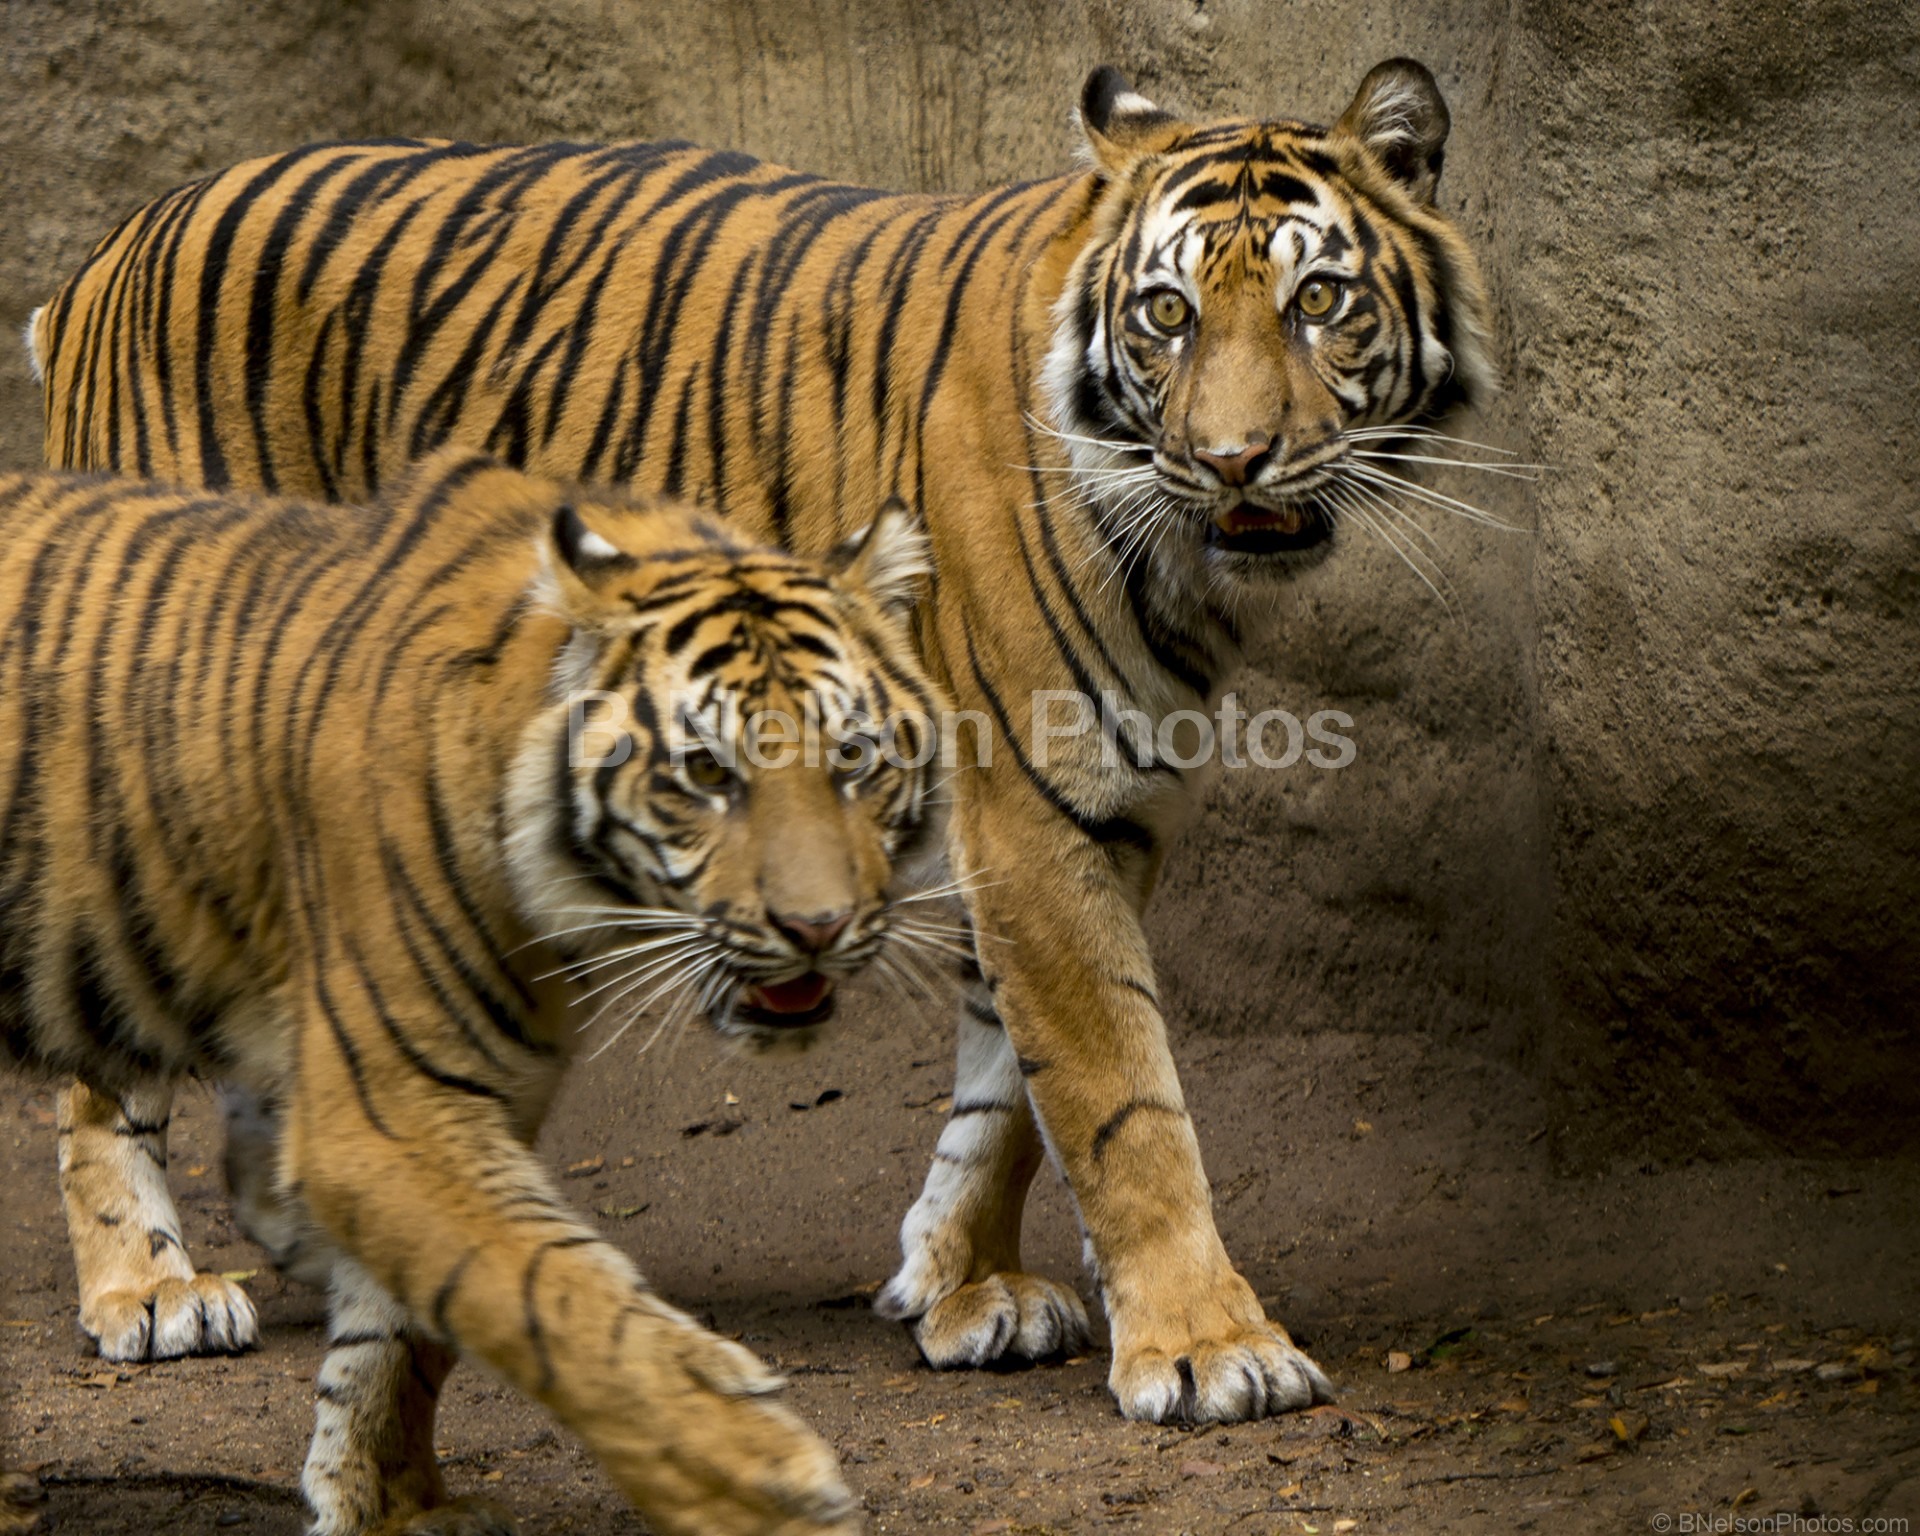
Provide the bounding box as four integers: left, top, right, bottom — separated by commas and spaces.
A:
0, 447, 948, 1536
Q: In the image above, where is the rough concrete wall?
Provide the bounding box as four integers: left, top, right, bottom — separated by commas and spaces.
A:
1505, 0, 1920, 1155
0, 0, 1911, 1153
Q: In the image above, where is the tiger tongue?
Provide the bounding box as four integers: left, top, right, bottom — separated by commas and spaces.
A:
1216, 504, 1307, 537
746, 974, 833, 1015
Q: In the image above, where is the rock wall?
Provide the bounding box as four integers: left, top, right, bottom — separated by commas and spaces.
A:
1, 0, 1912, 1154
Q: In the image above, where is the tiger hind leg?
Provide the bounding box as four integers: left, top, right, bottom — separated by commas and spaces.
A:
875, 993, 1091, 1367
56, 1080, 259, 1361
302, 1259, 516, 1536
220, 1084, 336, 1288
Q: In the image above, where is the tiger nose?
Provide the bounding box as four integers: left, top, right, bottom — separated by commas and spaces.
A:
1193, 438, 1273, 487
770, 909, 853, 955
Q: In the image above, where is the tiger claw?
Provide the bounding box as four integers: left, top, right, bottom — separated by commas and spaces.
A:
82, 1272, 258, 1362
909, 1273, 1091, 1369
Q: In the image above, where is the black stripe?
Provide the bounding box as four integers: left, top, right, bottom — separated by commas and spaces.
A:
342, 931, 507, 1103
431, 1247, 479, 1339
524, 1234, 602, 1395
963, 994, 1001, 1026
309, 960, 397, 1140
244, 155, 360, 491
1090, 1098, 1186, 1161
961, 628, 1156, 854
410, 273, 525, 459
193, 149, 323, 487
949, 1098, 1016, 1118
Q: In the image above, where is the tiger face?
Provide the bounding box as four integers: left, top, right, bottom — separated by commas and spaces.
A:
1043, 59, 1494, 591
506, 497, 943, 1047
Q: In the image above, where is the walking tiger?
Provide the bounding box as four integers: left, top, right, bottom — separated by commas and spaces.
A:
0, 449, 945, 1533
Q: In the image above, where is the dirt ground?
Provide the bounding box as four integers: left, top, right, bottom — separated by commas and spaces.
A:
4, 989, 1916, 1535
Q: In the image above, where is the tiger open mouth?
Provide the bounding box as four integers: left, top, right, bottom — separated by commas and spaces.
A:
1206, 499, 1334, 556
738, 972, 838, 1028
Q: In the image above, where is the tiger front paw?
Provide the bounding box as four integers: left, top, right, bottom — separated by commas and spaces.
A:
631, 1321, 861, 1535
377, 1497, 519, 1535
900, 1273, 1091, 1369
1109, 1307, 1334, 1423
81, 1271, 258, 1362
648, 1396, 860, 1535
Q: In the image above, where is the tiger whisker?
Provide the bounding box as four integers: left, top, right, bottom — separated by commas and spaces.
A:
1344, 463, 1525, 532
570, 938, 711, 1010
656, 962, 729, 1057
890, 872, 1006, 906
891, 916, 996, 945
869, 960, 925, 1018
1021, 411, 1148, 455
510, 907, 700, 954
642, 984, 702, 1062
1073, 481, 1166, 577
874, 949, 946, 1006
1110, 510, 1170, 592
1016, 460, 1156, 481
1087, 485, 1180, 592
545, 904, 704, 920
533, 928, 713, 985
1331, 489, 1454, 613
696, 964, 736, 1015
1106, 493, 1181, 598
573, 958, 710, 1038
524, 919, 703, 963
1335, 477, 1444, 558
1343, 426, 1525, 458
885, 925, 977, 962
1349, 449, 1544, 480
589, 951, 727, 1060
882, 935, 953, 1000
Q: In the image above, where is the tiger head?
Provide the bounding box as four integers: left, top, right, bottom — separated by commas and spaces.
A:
1043, 58, 1495, 593
505, 494, 945, 1049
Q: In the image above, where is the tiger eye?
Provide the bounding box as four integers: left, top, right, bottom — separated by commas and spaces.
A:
1147, 290, 1191, 331
683, 750, 731, 791
1296, 279, 1339, 318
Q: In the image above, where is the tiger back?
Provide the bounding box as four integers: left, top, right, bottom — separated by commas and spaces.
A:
0, 448, 945, 1536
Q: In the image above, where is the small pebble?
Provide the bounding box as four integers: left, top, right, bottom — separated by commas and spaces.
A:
1585, 1360, 1617, 1378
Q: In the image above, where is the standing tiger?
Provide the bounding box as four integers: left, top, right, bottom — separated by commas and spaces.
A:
29, 58, 1494, 1424
0, 448, 946, 1535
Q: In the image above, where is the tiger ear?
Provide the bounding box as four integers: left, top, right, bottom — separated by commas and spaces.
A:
830, 497, 932, 616
1333, 58, 1452, 204
1077, 66, 1188, 176
543, 504, 638, 629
